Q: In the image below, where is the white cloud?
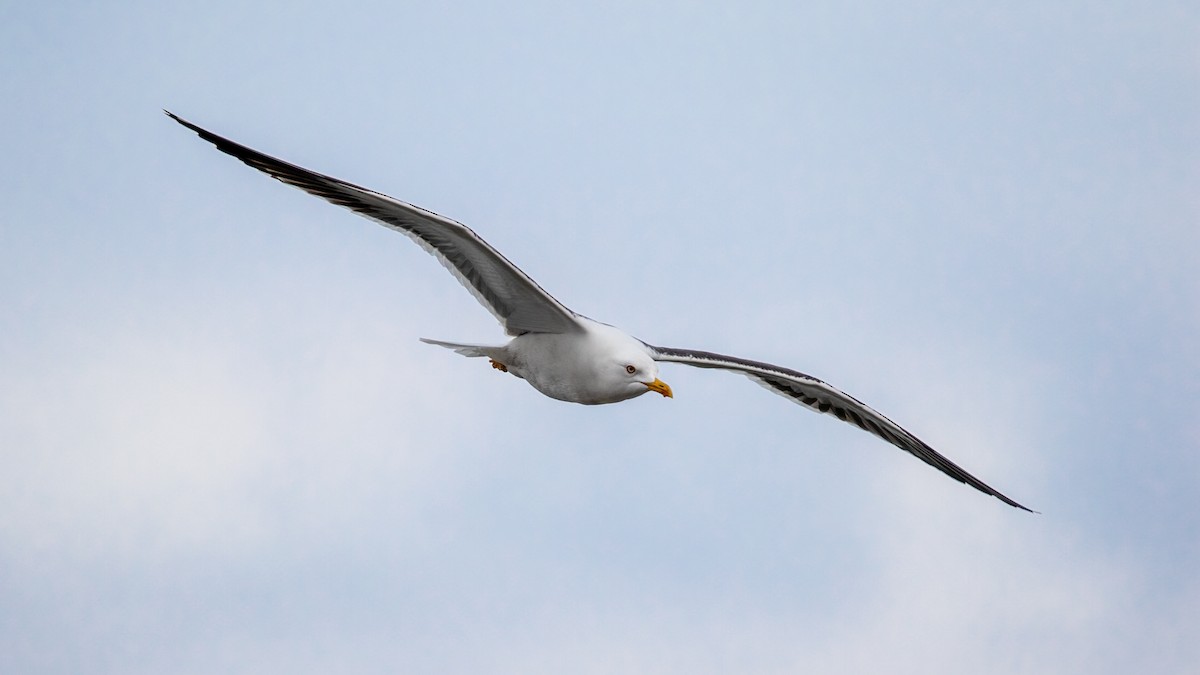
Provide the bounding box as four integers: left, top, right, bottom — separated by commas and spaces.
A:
0, 304, 486, 572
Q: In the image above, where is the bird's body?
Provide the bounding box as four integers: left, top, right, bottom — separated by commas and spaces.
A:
497, 321, 665, 405
424, 319, 665, 405
167, 111, 1033, 512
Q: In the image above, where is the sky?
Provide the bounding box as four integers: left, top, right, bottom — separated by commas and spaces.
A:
1, 1, 1197, 673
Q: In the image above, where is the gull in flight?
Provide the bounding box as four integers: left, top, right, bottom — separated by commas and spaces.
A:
167, 111, 1032, 512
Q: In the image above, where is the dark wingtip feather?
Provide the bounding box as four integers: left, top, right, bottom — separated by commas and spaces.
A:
164, 109, 198, 133
164, 111, 257, 163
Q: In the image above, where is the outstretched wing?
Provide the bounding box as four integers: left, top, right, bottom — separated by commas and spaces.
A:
648, 345, 1033, 512
167, 111, 582, 336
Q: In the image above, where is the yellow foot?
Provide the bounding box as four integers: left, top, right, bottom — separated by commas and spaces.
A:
490, 359, 508, 373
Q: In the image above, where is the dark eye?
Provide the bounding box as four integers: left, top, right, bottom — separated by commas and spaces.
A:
625, 364, 637, 374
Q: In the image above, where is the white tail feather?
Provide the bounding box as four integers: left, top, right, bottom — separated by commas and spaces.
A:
419, 338, 496, 358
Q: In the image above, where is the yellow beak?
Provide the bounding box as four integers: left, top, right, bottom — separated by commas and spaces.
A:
644, 378, 673, 398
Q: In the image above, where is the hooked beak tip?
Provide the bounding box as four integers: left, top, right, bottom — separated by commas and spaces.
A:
645, 378, 673, 398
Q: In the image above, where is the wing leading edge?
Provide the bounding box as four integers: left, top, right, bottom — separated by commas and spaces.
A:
166, 111, 581, 336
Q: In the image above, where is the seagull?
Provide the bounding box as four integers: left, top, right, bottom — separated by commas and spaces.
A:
166, 111, 1032, 512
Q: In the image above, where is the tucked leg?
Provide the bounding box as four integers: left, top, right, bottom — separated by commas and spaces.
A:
490, 359, 508, 373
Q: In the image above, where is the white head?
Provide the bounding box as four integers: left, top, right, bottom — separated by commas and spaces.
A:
588, 323, 673, 403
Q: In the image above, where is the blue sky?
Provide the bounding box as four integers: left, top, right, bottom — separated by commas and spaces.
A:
2, 2, 1197, 673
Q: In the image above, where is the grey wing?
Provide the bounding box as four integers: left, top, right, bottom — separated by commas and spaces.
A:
648, 345, 1033, 512
167, 112, 582, 336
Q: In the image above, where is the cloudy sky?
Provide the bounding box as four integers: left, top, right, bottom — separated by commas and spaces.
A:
2, 2, 1197, 673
